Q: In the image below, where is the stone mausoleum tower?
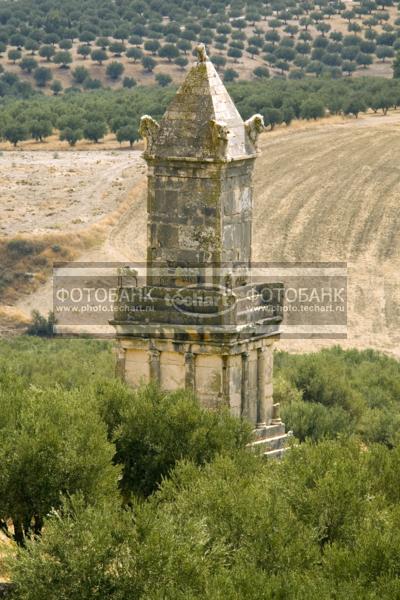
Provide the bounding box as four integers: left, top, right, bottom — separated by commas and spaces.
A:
112, 46, 286, 446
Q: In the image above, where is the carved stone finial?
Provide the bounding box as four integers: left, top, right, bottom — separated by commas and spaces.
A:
244, 113, 265, 149
209, 119, 229, 159
139, 115, 160, 155
196, 43, 208, 63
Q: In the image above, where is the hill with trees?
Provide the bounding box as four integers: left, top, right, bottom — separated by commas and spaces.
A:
0, 0, 399, 92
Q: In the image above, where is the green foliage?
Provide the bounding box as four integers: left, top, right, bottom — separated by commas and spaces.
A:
0, 357, 118, 543
276, 347, 400, 445
38, 45, 55, 61
10, 496, 134, 600
300, 96, 325, 119
253, 65, 270, 78
91, 48, 107, 65
262, 106, 283, 129
223, 68, 239, 82
19, 57, 37, 73
210, 55, 226, 70
155, 72, 172, 87
0, 0, 396, 87
126, 47, 143, 63
122, 76, 136, 89
106, 61, 124, 80
50, 80, 62, 95
116, 125, 138, 146
72, 66, 90, 84
109, 42, 125, 57
77, 44, 91, 59
30, 118, 52, 140
0, 337, 114, 390
1, 339, 400, 596
141, 56, 156, 72
33, 66, 53, 87
26, 310, 55, 336
158, 43, 179, 62
2, 121, 28, 146
393, 52, 400, 78
8, 49, 21, 64
115, 384, 252, 499
343, 95, 367, 117
53, 50, 73, 68
83, 119, 108, 142
10, 438, 400, 599
59, 127, 83, 146
2, 71, 400, 150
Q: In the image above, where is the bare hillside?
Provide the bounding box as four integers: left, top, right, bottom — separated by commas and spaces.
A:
254, 115, 400, 356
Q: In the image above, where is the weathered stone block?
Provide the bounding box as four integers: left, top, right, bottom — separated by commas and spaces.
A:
160, 351, 185, 390
125, 349, 150, 386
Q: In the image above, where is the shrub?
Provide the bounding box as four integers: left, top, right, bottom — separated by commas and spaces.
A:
0, 385, 118, 544
155, 73, 172, 87
53, 50, 73, 68
122, 76, 136, 88
253, 66, 270, 78
114, 384, 252, 498
33, 66, 53, 87
300, 97, 325, 119
6, 239, 44, 256
223, 68, 239, 82
50, 80, 62, 95
26, 310, 56, 337
12, 439, 400, 599
2, 122, 28, 146
83, 120, 108, 142
275, 348, 400, 444
141, 56, 156, 71
106, 61, 124, 80
72, 66, 90, 84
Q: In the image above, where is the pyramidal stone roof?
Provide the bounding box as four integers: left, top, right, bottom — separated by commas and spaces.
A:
141, 45, 261, 161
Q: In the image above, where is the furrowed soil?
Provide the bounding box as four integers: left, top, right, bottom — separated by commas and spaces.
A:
1, 111, 400, 356
254, 112, 400, 357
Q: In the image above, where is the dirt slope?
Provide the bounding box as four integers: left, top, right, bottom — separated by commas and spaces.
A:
254, 114, 400, 356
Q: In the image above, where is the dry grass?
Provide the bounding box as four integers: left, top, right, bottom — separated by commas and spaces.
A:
0, 149, 145, 237
0, 133, 144, 152
0, 531, 13, 584
0, 169, 145, 305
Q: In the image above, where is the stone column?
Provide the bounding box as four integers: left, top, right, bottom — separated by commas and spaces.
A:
222, 355, 230, 407
264, 343, 275, 424
256, 347, 267, 428
185, 350, 195, 391
115, 344, 126, 380
241, 351, 250, 420
149, 348, 161, 382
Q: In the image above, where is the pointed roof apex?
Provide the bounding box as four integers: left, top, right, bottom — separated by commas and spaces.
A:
140, 44, 264, 161
196, 43, 208, 63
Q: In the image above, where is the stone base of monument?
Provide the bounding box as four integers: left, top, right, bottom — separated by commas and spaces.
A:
250, 421, 293, 459
113, 323, 292, 458
112, 331, 278, 424
111, 281, 286, 440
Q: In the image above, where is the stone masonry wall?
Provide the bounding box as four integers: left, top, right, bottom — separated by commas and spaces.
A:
117, 336, 276, 427
146, 158, 254, 287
